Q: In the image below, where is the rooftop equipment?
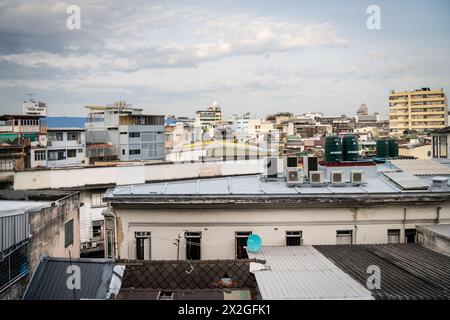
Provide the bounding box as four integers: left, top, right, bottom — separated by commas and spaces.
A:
388, 139, 399, 158
342, 135, 359, 161
376, 139, 389, 158
350, 171, 364, 185
309, 171, 324, 185
324, 136, 342, 163
286, 167, 302, 187
264, 156, 279, 178
330, 171, 345, 185
303, 156, 319, 178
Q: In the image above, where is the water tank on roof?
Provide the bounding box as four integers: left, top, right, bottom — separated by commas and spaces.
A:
342, 135, 359, 161
388, 139, 399, 158
324, 136, 342, 163
376, 139, 389, 158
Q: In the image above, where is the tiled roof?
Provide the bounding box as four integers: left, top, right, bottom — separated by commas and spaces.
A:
120, 260, 258, 291
314, 244, 450, 300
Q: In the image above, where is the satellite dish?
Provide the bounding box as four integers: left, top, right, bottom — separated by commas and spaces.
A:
247, 234, 262, 252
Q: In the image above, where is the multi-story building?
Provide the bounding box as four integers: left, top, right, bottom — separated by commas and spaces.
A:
85, 101, 165, 163
389, 88, 448, 135
195, 101, 222, 128
22, 97, 47, 116
46, 129, 86, 167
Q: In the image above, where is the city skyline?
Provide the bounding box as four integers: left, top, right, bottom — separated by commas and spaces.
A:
0, 0, 449, 118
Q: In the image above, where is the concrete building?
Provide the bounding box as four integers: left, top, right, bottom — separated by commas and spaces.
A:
417, 224, 450, 257
22, 97, 47, 116
85, 101, 165, 163
102, 161, 450, 261
44, 117, 87, 167
431, 126, 450, 161
0, 190, 80, 299
389, 88, 448, 135
195, 101, 222, 128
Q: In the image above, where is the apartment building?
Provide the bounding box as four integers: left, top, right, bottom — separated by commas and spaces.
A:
195, 101, 222, 128
85, 101, 165, 163
389, 88, 448, 135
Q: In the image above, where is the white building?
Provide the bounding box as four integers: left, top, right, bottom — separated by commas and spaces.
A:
102, 162, 450, 261
22, 98, 47, 116
195, 101, 222, 128
47, 127, 86, 167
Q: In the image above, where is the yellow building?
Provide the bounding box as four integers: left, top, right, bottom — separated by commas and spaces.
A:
389, 88, 447, 135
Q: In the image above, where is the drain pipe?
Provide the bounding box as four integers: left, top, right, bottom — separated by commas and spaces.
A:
104, 205, 119, 259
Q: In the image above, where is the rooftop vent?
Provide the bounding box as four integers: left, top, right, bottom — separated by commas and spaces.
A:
350, 171, 364, 185
309, 171, 324, 185
331, 171, 345, 185
431, 176, 449, 189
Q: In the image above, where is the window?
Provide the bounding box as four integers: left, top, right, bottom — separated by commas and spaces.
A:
49, 132, 64, 141
135, 232, 151, 260
92, 224, 102, 238
405, 229, 416, 243
439, 136, 448, 158
387, 229, 400, 244
91, 193, 105, 207
236, 231, 252, 259
185, 232, 201, 260
157, 291, 174, 300
129, 149, 141, 155
336, 230, 353, 245
67, 149, 77, 158
122, 149, 125, 155
286, 231, 302, 246
65, 219, 74, 247
34, 150, 46, 161
67, 132, 79, 141
129, 132, 140, 138
433, 136, 439, 158
48, 150, 65, 161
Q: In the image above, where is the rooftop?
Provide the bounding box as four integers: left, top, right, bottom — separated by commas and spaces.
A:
248, 246, 373, 300
23, 257, 115, 300
42, 116, 86, 129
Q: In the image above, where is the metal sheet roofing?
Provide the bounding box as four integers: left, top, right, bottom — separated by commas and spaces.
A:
383, 172, 430, 190
107, 174, 402, 198
247, 246, 373, 300
391, 159, 450, 176
0, 200, 51, 217
315, 244, 450, 300
23, 257, 114, 300
42, 116, 86, 129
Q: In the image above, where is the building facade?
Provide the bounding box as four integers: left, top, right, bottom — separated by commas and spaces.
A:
22, 98, 47, 116
195, 101, 222, 128
389, 88, 448, 134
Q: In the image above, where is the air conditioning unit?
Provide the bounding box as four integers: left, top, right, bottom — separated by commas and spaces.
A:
350, 171, 364, 185
309, 171, 324, 185
286, 167, 302, 187
303, 156, 319, 178
330, 171, 345, 185
284, 156, 298, 179
264, 156, 278, 178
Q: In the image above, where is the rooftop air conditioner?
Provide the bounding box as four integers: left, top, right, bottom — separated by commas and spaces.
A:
303, 156, 319, 178
264, 156, 278, 178
331, 171, 345, 185
286, 167, 302, 187
309, 171, 324, 185
284, 156, 298, 179
350, 171, 364, 185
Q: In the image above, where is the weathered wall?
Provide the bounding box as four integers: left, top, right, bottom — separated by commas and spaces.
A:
28, 193, 80, 274
417, 226, 450, 256
113, 203, 450, 261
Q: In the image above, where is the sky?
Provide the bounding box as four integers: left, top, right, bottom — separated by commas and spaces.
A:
0, 0, 449, 118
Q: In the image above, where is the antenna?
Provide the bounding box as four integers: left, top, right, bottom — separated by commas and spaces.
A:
246, 234, 262, 252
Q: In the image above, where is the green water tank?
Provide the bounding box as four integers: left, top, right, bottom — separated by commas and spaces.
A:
388, 139, 399, 158
342, 135, 359, 161
324, 135, 342, 163
376, 139, 390, 158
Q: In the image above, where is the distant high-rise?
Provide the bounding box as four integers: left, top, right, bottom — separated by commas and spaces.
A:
356, 103, 368, 116
389, 88, 448, 134
23, 97, 47, 116
195, 101, 222, 128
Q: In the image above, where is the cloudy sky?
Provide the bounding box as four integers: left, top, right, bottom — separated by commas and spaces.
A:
0, 0, 449, 118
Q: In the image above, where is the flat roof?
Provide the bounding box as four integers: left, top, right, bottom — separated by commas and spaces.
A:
104, 172, 450, 206
0, 200, 51, 217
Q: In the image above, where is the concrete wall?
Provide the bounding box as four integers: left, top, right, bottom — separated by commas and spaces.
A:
14, 159, 264, 190
28, 193, 80, 274
112, 203, 450, 261
417, 225, 450, 256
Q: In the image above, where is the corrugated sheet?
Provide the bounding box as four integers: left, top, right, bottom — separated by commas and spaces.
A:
315, 244, 450, 300
391, 159, 450, 176
248, 246, 373, 300
42, 117, 86, 129
23, 257, 114, 300
383, 172, 430, 190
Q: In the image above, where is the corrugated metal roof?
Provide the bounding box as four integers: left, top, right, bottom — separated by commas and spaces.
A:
42, 117, 86, 129
23, 257, 114, 300
0, 200, 51, 217
247, 246, 373, 300
315, 244, 450, 300
391, 159, 450, 176
383, 172, 430, 190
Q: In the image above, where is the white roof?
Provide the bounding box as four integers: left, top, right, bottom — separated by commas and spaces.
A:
391, 159, 450, 176
0, 200, 51, 217
248, 246, 373, 300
